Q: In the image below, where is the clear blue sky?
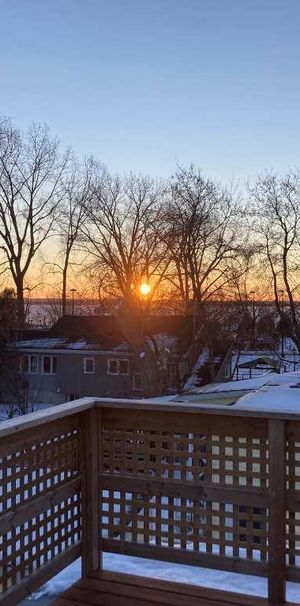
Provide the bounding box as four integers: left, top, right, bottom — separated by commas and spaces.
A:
0, 0, 299, 182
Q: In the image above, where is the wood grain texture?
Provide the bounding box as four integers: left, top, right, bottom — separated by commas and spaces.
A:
51, 570, 298, 606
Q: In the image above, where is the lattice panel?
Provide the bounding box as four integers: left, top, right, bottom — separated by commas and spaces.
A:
0, 417, 80, 514
0, 493, 81, 592
101, 488, 268, 561
0, 416, 82, 595
286, 437, 300, 491
100, 411, 270, 570
286, 427, 300, 569
101, 427, 269, 487
286, 510, 300, 566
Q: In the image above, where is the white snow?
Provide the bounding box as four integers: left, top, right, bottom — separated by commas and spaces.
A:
65, 339, 93, 350
27, 554, 300, 603
174, 370, 300, 411
236, 382, 300, 412
189, 372, 276, 393
14, 338, 67, 349
143, 394, 177, 402
184, 346, 209, 390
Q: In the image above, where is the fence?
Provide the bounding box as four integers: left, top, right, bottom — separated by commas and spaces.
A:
0, 398, 299, 605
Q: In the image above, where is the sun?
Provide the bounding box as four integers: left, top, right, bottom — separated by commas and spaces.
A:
140, 282, 151, 296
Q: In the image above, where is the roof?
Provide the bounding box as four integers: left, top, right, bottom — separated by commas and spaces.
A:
11, 314, 193, 352
237, 356, 279, 369
172, 370, 300, 412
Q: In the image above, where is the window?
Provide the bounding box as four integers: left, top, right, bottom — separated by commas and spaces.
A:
84, 357, 95, 374
107, 359, 129, 375
42, 355, 57, 375
133, 373, 143, 390
22, 355, 38, 374
108, 359, 118, 375
119, 359, 129, 375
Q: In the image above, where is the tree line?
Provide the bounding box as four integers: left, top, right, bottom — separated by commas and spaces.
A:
0, 116, 299, 350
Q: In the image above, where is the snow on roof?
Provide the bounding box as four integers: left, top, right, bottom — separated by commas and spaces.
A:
13, 337, 129, 352
187, 372, 277, 394
65, 339, 95, 350
112, 341, 130, 351
235, 382, 300, 414
15, 338, 67, 349
237, 356, 279, 369
176, 371, 300, 411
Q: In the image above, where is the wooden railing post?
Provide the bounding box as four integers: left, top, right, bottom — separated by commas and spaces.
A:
268, 419, 286, 604
81, 407, 101, 576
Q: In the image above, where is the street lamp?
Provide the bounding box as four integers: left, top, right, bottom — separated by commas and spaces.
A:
278, 289, 284, 356
249, 290, 256, 350
70, 289, 77, 315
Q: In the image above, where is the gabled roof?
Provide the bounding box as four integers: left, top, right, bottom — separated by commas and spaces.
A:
237, 356, 279, 369
12, 314, 193, 352
49, 315, 125, 349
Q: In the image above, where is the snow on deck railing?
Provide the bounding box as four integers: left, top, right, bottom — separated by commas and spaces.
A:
1, 398, 300, 605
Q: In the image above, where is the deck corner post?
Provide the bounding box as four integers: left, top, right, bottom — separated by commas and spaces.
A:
81, 406, 101, 577
268, 419, 286, 604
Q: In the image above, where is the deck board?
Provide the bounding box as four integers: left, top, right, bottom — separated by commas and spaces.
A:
51, 571, 295, 606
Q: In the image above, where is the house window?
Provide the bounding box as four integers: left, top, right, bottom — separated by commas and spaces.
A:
84, 357, 95, 374
119, 359, 129, 375
22, 355, 38, 374
107, 359, 129, 375
133, 373, 143, 390
42, 355, 57, 375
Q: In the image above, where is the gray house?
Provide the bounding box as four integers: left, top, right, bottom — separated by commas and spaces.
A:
1, 315, 195, 405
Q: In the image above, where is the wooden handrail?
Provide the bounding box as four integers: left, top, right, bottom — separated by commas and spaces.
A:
0, 396, 94, 438
1, 395, 300, 441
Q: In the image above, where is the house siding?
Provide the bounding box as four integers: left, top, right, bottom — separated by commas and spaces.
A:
3, 350, 138, 404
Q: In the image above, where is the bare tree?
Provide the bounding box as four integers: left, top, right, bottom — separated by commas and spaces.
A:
45, 158, 94, 315
0, 288, 32, 417
0, 118, 70, 326
251, 171, 300, 351
81, 169, 169, 304
162, 166, 245, 315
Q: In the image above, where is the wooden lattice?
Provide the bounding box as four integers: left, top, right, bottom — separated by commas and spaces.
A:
0, 415, 81, 594
102, 428, 269, 487
100, 410, 270, 575
1, 402, 300, 606
286, 422, 300, 569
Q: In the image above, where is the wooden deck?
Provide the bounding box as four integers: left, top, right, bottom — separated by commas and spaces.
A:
51, 571, 295, 606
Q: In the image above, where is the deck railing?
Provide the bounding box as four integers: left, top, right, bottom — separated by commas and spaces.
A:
0, 397, 300, 605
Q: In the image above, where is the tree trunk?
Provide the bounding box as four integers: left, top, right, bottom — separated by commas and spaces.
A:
16, 277, 25, 328
62, 265, 67, 315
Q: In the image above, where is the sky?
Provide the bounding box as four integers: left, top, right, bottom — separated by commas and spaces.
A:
0, 0, 300, 183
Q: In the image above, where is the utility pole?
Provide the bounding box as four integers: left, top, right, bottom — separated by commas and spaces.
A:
278, 289, 284, 356
70, 288, 77, 315
250, 290, 256, 350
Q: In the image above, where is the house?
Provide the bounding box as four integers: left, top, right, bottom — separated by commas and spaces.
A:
0, 314, 195, 404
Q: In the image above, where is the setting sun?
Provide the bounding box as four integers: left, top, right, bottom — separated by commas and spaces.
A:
140, 282, 151, 296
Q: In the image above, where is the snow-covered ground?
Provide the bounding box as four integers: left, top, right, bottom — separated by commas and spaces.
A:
21, 554, 300, 603
0, 401, 54, 422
